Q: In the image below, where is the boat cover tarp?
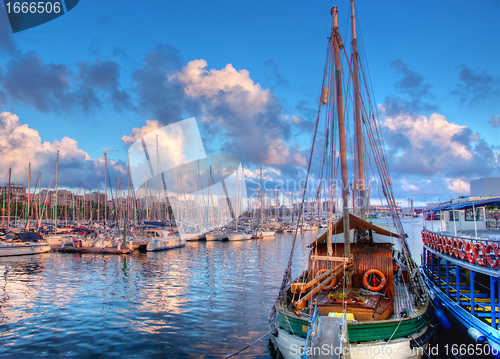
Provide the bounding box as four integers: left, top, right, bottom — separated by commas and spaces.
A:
308, 214, 399, 248
18, 232, 44, 242
144, 221, 166, 227
431, 197, 500, 212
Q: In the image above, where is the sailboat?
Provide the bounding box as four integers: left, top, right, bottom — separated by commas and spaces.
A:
270, 3, 432, 358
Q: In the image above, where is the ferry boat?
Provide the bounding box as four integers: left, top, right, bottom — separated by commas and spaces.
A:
421, 196, 500, 357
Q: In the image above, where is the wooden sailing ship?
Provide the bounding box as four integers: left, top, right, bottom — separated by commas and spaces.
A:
270, 2, 432, 358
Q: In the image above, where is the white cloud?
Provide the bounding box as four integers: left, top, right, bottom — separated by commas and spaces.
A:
383, 111, 473, 160
175, 60, 270, 118
0, 111, 123, 188
121, 119, 162, 145
174, 60, 306, 168
446, 178, 470, 195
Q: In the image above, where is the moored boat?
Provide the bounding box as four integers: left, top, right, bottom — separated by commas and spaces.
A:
270, 3, 432, 358
0, 232, 50, 257
421, 195, 500, 356
145, 228, 185, 251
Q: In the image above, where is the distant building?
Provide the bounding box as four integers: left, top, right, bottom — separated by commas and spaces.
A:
369, 205, 402, 214
0, 184, 26, 195
470, 177, 500, 197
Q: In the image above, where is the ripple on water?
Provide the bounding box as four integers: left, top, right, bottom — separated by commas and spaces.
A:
0, 222, 428, 358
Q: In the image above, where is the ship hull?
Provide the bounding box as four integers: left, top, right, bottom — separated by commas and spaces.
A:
274, 298, 431, 359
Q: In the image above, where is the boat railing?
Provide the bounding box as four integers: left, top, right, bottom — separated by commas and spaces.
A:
303, 305, 319, 352
425, 256, 498, 328
422, 229, 500, 270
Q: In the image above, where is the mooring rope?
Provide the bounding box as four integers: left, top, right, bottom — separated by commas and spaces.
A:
224, 326, 278, 358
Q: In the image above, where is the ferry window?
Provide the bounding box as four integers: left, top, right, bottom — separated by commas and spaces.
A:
465, 208, 484, 221
449, 211, 458, 221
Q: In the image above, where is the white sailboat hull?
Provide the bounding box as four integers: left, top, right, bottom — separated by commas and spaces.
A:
276, 328, 427, 359
205, 233, 224, 241
146, 236, 185, 251
226, 233, 252, 241
260, 231, 275, 237
0, 243, 51, 257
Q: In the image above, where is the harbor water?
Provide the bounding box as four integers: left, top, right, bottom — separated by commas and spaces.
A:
0, 218, 479, 358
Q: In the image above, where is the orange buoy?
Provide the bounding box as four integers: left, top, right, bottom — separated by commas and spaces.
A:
486, 243, 500, 269
465, 241, 477, 264
475, 243, 487, 267
363, 269, 386, 292
316, 269, 335, 290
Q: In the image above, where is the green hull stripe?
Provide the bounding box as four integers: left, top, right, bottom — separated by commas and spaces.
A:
276, 310, 428, 343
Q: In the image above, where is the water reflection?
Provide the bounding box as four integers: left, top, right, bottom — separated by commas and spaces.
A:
0, 221, 431, 358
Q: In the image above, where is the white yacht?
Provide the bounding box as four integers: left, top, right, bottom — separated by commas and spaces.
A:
145, 229, 185, 251
0, 232, 51, 257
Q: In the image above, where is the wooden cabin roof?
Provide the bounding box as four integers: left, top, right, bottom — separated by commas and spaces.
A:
307, 214, 400, 248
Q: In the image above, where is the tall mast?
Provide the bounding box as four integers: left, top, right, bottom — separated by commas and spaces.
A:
332, 7, 352, 274
38, 172, 41, 222
27, 163, 31, 229
104, 153, 107, 227
7, 167, 11, 227
55, 150, 59, 227
351, 0, 365, 220
260, 168, 264, 224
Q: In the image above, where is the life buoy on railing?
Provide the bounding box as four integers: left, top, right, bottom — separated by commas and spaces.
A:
105, 236, 110, 241
486, 243, 500, 269
465, 241, 477, 264
475, 243, 487, 267
316, 269, 336, 290
444, 237, 452, 256
456, 239, 466, 260
363, 269, 386, 292
439, 236, 445, 253
451, 238, 458, 258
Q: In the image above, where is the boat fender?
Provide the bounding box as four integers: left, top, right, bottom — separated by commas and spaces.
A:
467, 327, 487, 343
433, 307, 451, 330
432, 297, 444, 310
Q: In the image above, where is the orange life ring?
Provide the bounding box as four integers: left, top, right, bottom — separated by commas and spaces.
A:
363, 269, 386, 292
465, 241, 477, 264
105, 236, 110, 241
457, 239, 466, 260
475, 243, 487, 267
316, 269, 336, 290
486, 243, 500, 269
451, 238, 459, 258
447, 237, 454, 255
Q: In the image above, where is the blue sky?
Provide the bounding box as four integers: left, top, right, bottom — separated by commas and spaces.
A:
0, 0, 498, 206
